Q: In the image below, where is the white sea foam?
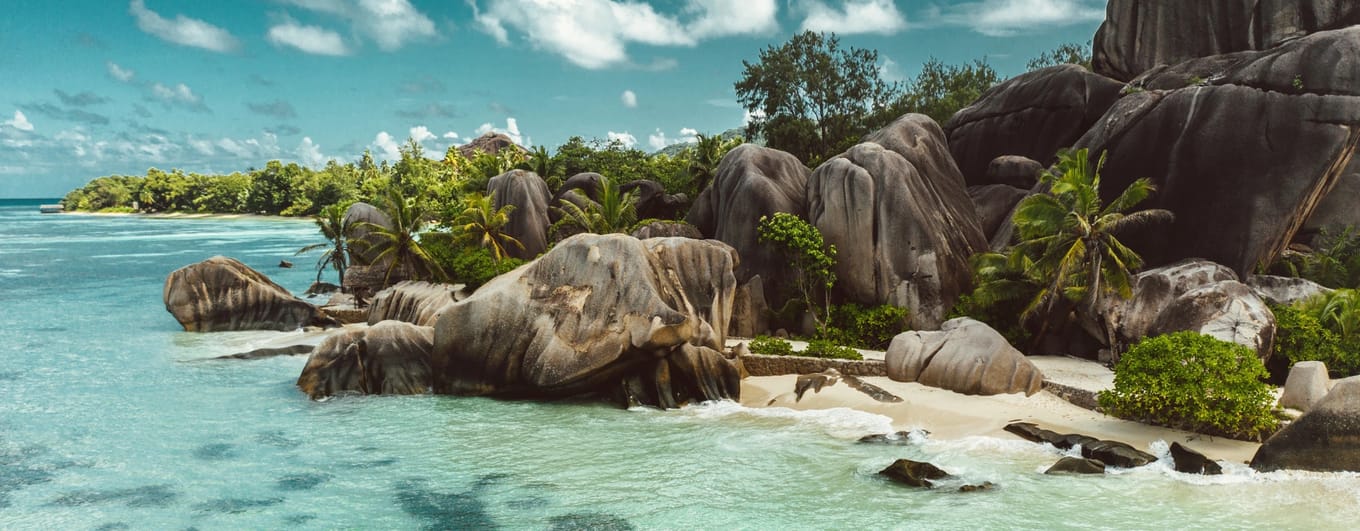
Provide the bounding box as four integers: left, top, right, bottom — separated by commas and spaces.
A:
674, 400, 897, 439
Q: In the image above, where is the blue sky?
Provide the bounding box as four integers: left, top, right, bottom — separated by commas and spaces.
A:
0, 0, 1105, 197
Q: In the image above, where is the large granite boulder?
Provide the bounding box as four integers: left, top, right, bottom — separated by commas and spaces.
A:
488, 169, 552, 260
985, 156, 1044, 189
809, 115, 986, 328
1303, 168, 1360, 241
685, 144, 810, 297
343, 201, 392, 267
429, 234, 741, 408
295, 321, 434, 399
1280, 361, 1331, 412
1246, 275, 1332, 306
1252, 376, 1360, 472
458, 132, 525, 159
943, 65, 1124, 186
366, 281, 465, 327
1095, 260, 1276, 361
164, 256, 334, 332
621, 180, 688, 221
1077, 27, 1360, 277
968, 184, 1029, 242
885, 318, 1043, 396
550, 172, 604, 223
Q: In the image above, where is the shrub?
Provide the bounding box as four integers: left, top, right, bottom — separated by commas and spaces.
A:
1097, 332, 1278, 441
424, 240, 524, 290
1273, 302, 1360, 377
821, 304, 910, 349
801, 339, 863, 361
757, 212, 836, 327
748, 335, 794, 356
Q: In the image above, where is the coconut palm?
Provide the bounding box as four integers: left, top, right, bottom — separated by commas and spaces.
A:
295, 203, 353, 284
688, 133, 727, 196
354, 188, 446, 287
521, 145, 562, 190
555, 176, 638, 235
452, 193, 524, 262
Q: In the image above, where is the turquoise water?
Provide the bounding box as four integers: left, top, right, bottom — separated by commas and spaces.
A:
1, 198, 1357, 530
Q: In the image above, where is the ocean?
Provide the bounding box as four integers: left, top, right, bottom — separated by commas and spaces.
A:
0, 198, 1356, 529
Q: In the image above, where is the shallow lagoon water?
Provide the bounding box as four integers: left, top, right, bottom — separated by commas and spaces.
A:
1, 199, 1357, 529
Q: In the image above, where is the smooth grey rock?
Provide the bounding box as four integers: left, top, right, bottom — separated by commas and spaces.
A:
164, 256, 334, 332
488, 169, 552, 260
1281, 361, 1331, 412
295, 321, 434, 399
1247, 275, 1333, 306
622, 179, 688, 221
985, 156, 1044, 188
968, 184, 1029, 242
1252, 376, 1360, 472
886, 318, 1043, 396
730, 276, 770, 339
366, 281, 464, 327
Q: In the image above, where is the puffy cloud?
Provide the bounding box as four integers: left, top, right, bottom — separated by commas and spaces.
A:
279, 0, 436, 51
370, 131, 402, 161
621, 90, 638, 108
267, 21, 350, 56
107, 61, 136, 83
607, 131, 637, 148
799, 0, 907, 35
679, 127, 699, 137
151, 82, 209, 112
472, 0, 778, 69
246, 100, 297, 119
474, 118, 525, 145
215, 132, 281, 161
128, 0, 239, 53
4, 110, 34, 132
931, 0, 1105, 36
409, 125, 436, 144
647, 129, 669, 151
296, 136, 327, 167
442, 131, 460, 140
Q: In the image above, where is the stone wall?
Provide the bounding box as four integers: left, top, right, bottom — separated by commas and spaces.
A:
740, 355, 886, 377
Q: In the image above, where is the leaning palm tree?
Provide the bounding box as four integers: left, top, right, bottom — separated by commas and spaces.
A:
452, 193, 523, 262
354, 188, 446, 287
295, 203, 353, 284
1008, 148, 1174, 347
555, 176, 638, 235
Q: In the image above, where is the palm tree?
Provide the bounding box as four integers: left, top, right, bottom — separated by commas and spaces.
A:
452, 193, 523, 262
295, 203, 353, 284
354, 188, 446, 287
990, 148, 1173, 348
555, 176, 638, 235
521, 145, 561, 191
687, 133, 740, 197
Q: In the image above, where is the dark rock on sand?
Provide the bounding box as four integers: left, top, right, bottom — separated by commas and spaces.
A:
1252, 376, 1360, 472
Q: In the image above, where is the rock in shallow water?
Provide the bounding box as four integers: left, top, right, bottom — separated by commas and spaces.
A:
1170, 442, 1223, 475
1045, 457, 1106, 475
879, 459, 950, 488
295, 321, 434, 399
164, 256, 335, 332
1252, 376, 1360, 472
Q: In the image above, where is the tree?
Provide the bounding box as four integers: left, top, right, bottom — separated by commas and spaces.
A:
521, 145, 563, 191
1027, 42, 1092, 71
354, 188, 446, 287
736, 31, 900, 164
757, 212, 837, 328
554, 176, 638, 235
451, 193, 523, 262
880, 57, 999, 125
687, 133, 739, 197
296, 203, 354, 284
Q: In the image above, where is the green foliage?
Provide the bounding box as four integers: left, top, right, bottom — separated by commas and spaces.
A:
1026, 42, 1092, 71
949, 255, 1034, 348
1270, 303, 1360, 377
295, 203, 355, 284
1267, 226, 1360, 289
553, 176, 638, 235
450, 193, 523, 262
686, 132, 742, 197
801, 339, 863, 361
890, 57, 999, 125
736, 31, 901, 164
423, 238, 525, 290
1097, 332, 1279, 441
757, 212, 837, 327
748, 335, 795, 356
820, 304, 910, 349
353, 187, 446, 287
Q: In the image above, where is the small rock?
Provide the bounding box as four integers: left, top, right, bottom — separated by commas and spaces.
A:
794, 369, 840, 402
1281, 361, 1331, 412
857, 430, 924, 445
1169, 442, 1223, 475
1081, 440, 1157, 469
1045, 457, 1106, 475
879, 459, 950, 488
279, 260, 293, 268
958, 482, 996, 493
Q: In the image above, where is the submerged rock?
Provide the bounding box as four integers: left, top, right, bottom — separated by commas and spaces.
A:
1252, 376, 1360, 472
295, 321, 434, 399
879, 459, 950, 488
1045, 457, 1105, 475
1005, 422, 1158, 469
164, 256, 335, 332
857, 430, 924, 445
1169, 442, 1224, 475
886, 318, 1043, 396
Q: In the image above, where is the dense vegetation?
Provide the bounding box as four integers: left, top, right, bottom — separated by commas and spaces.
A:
1272, 291, 1360, 377
747, 335, 863, 361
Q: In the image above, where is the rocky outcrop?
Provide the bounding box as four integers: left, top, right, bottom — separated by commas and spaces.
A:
1004, 422, 1158, 469
429, 234, 741, 408
1095, 260, 1276, 361
1280, 361, 1331, 411
1045, 457, 1105, 475
1076, 28, 1360, 277
488, 170, 552, 260
879, 459, 950, 488
630, 220, 702, 240
1247, 275, 1332, 306
986, 156, 1044, 189
1093, 0, 1360, 81
343, 202, 393, 267
685, 144, 810, 299
944, 65, 1124, 186
295, 321, 434, 399
730, 276, 769, 338
550, 172, 604, 223
1170, 442, 1224, 475
809, 115, 986, 328
458, 132, 525, 159
366, 281, 465, 327
968, 184, 1029, 242
1252, 376, 1360, 472
885, 318, 1043, 396
1303, 169, 1360, 240
621, 180, 688, 221
164, 256, 334, 332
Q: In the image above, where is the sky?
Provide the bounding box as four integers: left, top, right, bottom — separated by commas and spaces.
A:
0, 0, 1107, 198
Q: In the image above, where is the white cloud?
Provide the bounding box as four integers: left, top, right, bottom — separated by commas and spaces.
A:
370, 131, 401, 161
442, 131, 460, 140
128, 0, 239, 53
679, 127, 699, 137
474, 118, 525, 145
647, 129, 669, 151
280, 0, 436, 51
267, 21, 350, 56
743, 109, 766, 126
799, 0, 906, 35
621, 90, 638, 108
215, 132, 281, 161
107, 61, 135, 83
932, 0, 1105, 36
150, 82, 207, 112
296, 137, 327, 167
4, 111, 34, 132
188, 136, 215, 156
409, 125, 436, 144
607, 131, 637, 148
472, 0, 778, 69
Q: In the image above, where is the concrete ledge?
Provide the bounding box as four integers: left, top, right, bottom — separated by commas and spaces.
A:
740, 355, 886, 377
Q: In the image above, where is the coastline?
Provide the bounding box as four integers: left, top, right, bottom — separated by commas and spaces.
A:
61, 210, 304, 222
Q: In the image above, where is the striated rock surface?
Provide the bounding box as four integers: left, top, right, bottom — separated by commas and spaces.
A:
685, 144, 810, 301
630, 220, 702, 240
886, 318, 1043, 396
1077, 27, 1360, 277
488, 169, 552, 260
164, 256, 334, 332
366, 281, 465, 327
944, 65, 1124, 186
1252, 376, 1360, 472
809, 115, 986, 328
430, 234, 741, 408
295, 321, 434, 399
1247, 275, 1332, 306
